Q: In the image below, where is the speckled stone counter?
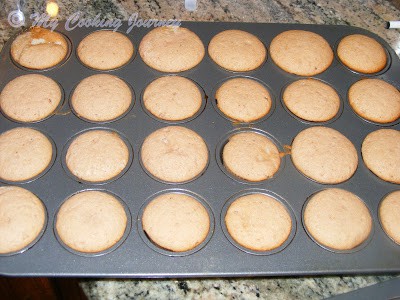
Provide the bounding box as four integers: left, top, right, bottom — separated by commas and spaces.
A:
0, 0, 399, 299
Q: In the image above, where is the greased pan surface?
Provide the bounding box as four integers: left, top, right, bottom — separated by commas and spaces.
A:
0, 22, 399, 277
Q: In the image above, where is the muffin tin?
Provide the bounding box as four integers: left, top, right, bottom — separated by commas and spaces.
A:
0, 22, 399, 277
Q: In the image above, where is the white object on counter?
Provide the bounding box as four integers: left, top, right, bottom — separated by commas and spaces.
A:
185, 0, 197, 11
386, 21, 400, 29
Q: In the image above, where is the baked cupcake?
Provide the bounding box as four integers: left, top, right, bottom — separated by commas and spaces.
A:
139, 27, 205, 72
65, 130, 130, 183
283, 78, 340, 122
270, 30, 333, 76
208, 30, 266, 72
11, 27, 68, 69
56, 190, 127, 253
222, 131, 281, 182
0, 74, 62, 122
225, 193, 292, 251
71, 74, 132, 122
361, 129, 400, 184
337, 34, 387, 74
379, 190, 400, 245
0, 127, 53, 182
348, 79, 400, 124
304, 188, 372, 251
291, 127, 358, 184
142, 192, 210, 252
77, 30, 134, 70
143, 76, 202, 121
215, 78, 272, 123
0, 186, 46, 254
141, 126, 208, 183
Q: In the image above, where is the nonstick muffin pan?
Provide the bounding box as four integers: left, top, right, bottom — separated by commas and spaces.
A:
0, 22, 399, 277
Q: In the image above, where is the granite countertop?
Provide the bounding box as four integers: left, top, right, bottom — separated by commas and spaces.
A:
0, 0, 399, 299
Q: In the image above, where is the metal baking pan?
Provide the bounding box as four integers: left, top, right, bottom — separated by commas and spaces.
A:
0, 22, 399, 277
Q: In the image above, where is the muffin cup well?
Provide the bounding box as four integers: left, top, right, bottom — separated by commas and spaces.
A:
216, 127, 286, 185
75, 29, 136, 71
137, 189, 215, 257
53, 189, 132, 257
0, 188, 48, 257
140, 75, 206, 124
0, 77, 66, 124
9, 29, 72, 72
206, 30, 268, 73
289, 128, 359, 186
302, 189, 374, 254
68, 75, 135, 124
378, 190, 400, 246
138, 129, 210, 185
280, 78, 343, 126
221, 189, 296, 256
211, 76, 276, 125
61, 127, 133, 185
346, 78, 400, 127
334, 34, 392, 77
0, 128, 57, 185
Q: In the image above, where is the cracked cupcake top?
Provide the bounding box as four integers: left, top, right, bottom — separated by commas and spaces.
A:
11, 27, 68, 69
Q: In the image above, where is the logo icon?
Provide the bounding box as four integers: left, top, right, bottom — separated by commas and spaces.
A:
8, 10, 25, 28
